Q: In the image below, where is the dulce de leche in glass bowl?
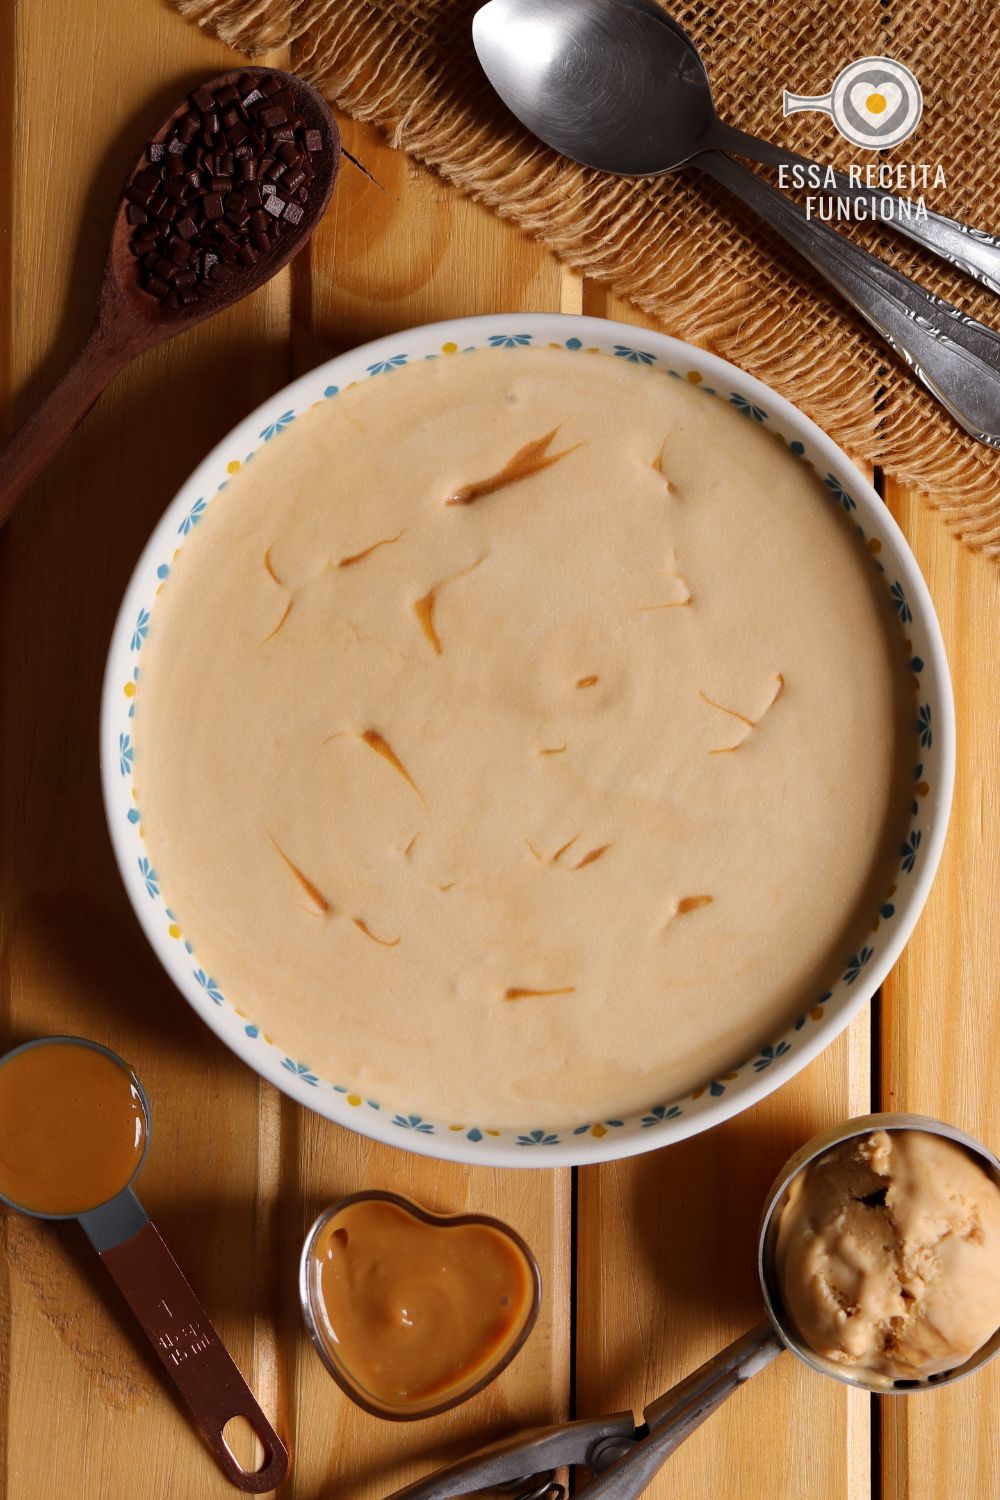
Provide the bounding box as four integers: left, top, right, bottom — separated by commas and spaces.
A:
299, 1190, 541, 1418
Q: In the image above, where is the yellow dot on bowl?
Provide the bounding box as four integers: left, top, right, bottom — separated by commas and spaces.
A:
810, 1005, 825, 1021
868, 537, 883, 554
168, 923, 181, 939
449, 1123, 463, 1131
916, 781, 929, 797
441, 341, 458, 354
591, 1122, 608, 1138
131, 788, 138, 800
227, 460, 241, 474
867, 93, 887, 114
686, 371, 702, 384
124, 681, 136, 698
347, 1093, 362, 1107
486, 1129, 500, 1137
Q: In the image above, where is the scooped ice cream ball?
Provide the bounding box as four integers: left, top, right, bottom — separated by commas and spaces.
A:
775, 1129, 1000, 1380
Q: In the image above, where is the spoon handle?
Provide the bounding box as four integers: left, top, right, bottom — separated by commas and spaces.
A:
0, 323, 123, 530
698, 150, 1000, 445
717, 124, 1000, 298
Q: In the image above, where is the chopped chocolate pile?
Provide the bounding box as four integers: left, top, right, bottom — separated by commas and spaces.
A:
126, 72, 323, 308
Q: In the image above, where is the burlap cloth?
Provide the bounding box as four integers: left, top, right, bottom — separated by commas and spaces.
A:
176, 0, 1000, 554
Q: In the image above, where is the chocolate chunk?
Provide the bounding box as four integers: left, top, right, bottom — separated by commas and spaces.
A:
130, 69, 323, 306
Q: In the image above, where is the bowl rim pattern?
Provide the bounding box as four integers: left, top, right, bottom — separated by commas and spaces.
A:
100, 312, 955, 1166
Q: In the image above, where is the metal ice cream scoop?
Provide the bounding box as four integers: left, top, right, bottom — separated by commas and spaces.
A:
385, 1113, 1000, 1500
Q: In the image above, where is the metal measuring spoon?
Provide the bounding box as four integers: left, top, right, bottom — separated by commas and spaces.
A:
386, 1113, 1000, 1500
473, 0, 1000, 447
0, 1036, 288, 1493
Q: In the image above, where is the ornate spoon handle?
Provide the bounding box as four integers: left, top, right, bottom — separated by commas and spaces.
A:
698, 150, 1000, 446
718, 124, 1000, 298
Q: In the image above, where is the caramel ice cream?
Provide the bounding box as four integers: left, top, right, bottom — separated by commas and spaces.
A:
775, 1129, 1000, 1380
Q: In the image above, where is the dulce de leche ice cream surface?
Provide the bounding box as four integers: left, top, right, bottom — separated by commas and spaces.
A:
775, 1129, 1000, 1381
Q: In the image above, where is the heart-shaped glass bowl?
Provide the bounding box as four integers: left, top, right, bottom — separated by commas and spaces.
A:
299, 1191, 541, 1419
101, 312, 954, 1166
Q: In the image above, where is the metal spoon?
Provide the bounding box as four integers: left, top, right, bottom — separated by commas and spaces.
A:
473, 0, 1000, 446
0, 68, 340, 527
0, 1036, 288, 1492
385, 1113, 1000, 1500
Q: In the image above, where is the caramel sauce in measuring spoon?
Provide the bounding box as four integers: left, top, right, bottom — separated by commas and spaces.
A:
0, 1037, 287, 1491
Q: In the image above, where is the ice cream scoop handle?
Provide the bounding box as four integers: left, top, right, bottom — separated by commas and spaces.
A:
574, 1322, 783, 1500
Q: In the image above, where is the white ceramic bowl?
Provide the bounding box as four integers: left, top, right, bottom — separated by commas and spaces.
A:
101, 314, 954, 1166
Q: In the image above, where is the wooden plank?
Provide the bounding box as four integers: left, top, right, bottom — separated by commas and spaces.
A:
0, 3, 292, 1494
279, 114, 573, 1498
574, 283, 871, 1500
880, 485, 1000, 1500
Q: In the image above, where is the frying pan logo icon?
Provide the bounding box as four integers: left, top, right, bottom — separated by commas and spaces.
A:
783, 56, 923, 149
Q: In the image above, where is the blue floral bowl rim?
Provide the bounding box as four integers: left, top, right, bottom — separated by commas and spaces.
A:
100, 312, 956, 1167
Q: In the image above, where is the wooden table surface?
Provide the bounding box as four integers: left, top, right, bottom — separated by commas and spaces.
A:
2, 4, 999, 1497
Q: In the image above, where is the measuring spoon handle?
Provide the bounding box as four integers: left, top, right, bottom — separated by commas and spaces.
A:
97, 1217, 288, 1492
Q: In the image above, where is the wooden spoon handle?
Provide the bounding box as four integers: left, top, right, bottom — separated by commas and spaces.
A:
0, 325, 123, 529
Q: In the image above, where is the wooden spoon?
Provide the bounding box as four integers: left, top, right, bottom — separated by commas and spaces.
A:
0, 68, 340, 528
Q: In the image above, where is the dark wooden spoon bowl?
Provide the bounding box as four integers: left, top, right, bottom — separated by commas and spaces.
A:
0, 68, 340, 528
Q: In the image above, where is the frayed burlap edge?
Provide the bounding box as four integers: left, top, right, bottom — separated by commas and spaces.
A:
176, 0, 1000, 555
